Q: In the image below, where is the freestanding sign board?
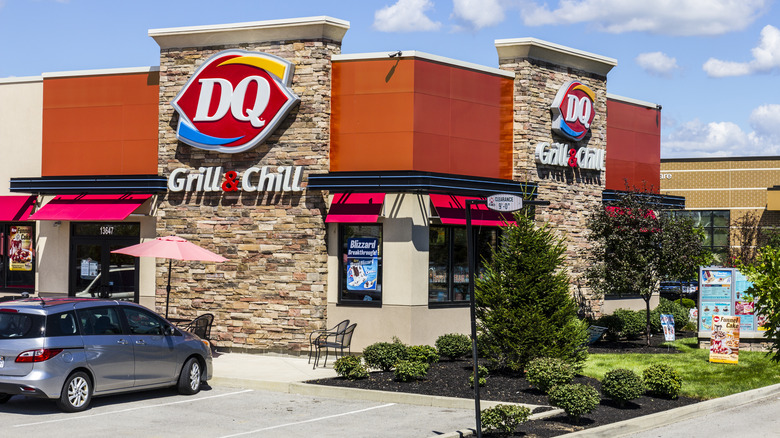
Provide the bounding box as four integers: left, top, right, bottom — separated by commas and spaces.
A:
709, 315, 740, 364
699, 267, 761, 332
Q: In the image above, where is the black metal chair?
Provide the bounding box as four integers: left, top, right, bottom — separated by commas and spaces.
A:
313, 323, 357, 368
308, 319, 349, 364
182, 313, 214, 341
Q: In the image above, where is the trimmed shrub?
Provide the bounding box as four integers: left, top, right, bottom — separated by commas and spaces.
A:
613, 309, 645, 340
406, 345, 440, 364
363, 341, 407, 371
525, 357, 575, 393
333, 356, 368, 380
679, 298, 696, 309
650, 298, 690, 333
643, 364, 682, 399
436, 333, 471, 360
601, 368, 645, 407
481, 404, 531, 436
469, 365, 488, 388
393, 360, 429, 382
548, 383, 600, 424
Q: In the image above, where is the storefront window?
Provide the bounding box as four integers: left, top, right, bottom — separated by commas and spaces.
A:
1, 223, 35, 292
339, 224, 382, 305
428, 225, 499, 305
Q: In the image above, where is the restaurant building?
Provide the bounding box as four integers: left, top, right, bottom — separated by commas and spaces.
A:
0, 16, 667, 353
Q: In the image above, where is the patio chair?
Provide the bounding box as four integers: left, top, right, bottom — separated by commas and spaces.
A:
182, 313, 214, 341
308, 319, 349, 364
313, 323, 357, 369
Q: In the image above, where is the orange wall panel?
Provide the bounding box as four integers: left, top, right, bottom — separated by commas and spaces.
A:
42, 72, 159, 176
332, 57, 513, 180
606, 99, 661, 191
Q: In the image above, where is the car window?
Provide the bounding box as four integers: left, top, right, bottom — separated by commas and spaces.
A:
45, 311, 79, 337
0, 311, 44, 339
123, 307, 164, 336
77, 307, 123, 336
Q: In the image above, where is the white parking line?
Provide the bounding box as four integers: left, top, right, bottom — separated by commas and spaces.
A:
218, 403, 397, 437
13, 389, 254, 427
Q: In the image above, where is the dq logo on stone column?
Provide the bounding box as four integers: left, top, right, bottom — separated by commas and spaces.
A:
171, 50, 300, 154
550, 81, 596, 142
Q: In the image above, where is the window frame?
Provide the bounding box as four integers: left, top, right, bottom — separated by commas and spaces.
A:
428, 225, 501, 308
337, 223, 383, 307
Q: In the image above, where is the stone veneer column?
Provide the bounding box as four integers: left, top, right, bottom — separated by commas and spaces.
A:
149, 17, 349, 353
496, 39, 616, 316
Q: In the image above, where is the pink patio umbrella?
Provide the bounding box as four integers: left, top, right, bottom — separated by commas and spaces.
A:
111, 235, 228, 318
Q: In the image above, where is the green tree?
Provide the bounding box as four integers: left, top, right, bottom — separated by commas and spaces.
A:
736, 245, 780, 361
587, 190, 711, 345
475, 211, 588, 372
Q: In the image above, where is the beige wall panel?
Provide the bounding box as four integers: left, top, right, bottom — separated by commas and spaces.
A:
0, 80, 43, 193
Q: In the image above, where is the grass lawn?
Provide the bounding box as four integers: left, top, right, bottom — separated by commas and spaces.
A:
582, 337, 780, 400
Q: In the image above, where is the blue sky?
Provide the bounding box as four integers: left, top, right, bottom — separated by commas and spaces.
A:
1, 0, 778, 159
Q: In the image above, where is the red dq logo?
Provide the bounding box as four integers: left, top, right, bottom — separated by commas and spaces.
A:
550, 81, 596, 142
172, 50, 300, 154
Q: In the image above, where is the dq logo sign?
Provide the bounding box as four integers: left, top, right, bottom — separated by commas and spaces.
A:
171, 50, 300, 154
550, 81, 596, 141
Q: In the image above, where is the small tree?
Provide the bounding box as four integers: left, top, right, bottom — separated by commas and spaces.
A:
587, 190, 710, 345
475, 211, 588, 372
736, 245, 780, 361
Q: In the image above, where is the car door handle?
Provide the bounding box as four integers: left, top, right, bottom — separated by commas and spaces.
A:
135, 340, 145, 345
117, 339, 128, 345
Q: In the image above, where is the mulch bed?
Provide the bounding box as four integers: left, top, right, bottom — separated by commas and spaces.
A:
307, 333, 700, 437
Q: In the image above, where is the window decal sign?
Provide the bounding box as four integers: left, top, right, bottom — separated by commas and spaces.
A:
346, 238, 378, 292
171, 50, 300, 154
9, 225, 33, 271
550, 80, 596, 141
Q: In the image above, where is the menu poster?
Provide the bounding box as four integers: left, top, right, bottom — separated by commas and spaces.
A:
700, 269, 732, 300
709, 315, 740, 364
346, 238, 379, 291
8, 225, 33, 272
661, 314, 675, 341
700, 302, 730, 331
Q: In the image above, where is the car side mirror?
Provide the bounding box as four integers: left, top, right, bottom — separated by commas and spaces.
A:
164, 325, 176, 336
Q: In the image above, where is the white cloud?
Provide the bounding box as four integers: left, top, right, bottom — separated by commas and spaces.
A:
703, 25, 780, 77
451, 0, 506, 30
520, 0, 769, 36
635, 52, 679, 77
662, 105, 780, 158
374, 0, 442, 32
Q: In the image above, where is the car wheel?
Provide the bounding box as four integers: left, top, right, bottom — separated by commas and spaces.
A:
0, 393, 12, 404
56, 371, 91, 412
177, 357, 202, 395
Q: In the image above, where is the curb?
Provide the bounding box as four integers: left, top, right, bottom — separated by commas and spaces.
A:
558, 382, 780, 437
428, 408, 565, 438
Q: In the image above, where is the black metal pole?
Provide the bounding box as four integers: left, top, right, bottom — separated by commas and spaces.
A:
466, 199, 485, 438
165, 259, 172, 318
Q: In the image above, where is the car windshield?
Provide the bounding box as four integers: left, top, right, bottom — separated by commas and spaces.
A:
0, 312, 44, 339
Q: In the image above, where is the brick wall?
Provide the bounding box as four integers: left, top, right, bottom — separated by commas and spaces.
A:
156, 40, 340, 353
499, 57, 608, 316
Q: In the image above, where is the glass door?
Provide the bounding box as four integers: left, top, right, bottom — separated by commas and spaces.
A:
70, 223, 140, 302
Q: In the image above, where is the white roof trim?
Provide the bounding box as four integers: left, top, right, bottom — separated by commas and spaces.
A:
333, 51, 515, 78
607, 93, 659, 109
0, 75, 43, 84
42, 66, 160, 79
495, 37, 616, 76
149, 16, 350, 49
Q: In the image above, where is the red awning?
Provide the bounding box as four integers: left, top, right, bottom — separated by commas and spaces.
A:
29, 194, 152, 221
325, 193, 385, 223
430, 194, 515, 226
0, 195, 36, 221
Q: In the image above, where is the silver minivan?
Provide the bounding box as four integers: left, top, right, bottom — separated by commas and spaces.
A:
0, 298, 212, 412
